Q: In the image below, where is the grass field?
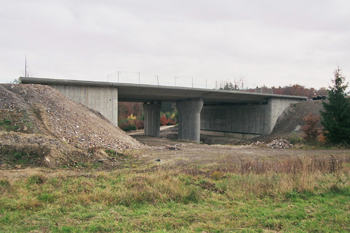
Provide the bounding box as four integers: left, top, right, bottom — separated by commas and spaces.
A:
1, 153, 350, 232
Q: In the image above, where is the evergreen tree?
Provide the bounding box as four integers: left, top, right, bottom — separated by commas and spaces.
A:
320, 67, 350, 144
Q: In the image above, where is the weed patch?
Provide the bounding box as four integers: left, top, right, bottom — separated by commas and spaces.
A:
27, 174, 45, 185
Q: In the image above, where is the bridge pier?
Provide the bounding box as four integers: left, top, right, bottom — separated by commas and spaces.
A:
177, 98, 203, 143
143, 101, 162, 137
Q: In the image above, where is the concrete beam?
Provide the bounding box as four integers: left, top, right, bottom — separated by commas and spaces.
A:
143, 102, 162, 137
177, 98, 203, 143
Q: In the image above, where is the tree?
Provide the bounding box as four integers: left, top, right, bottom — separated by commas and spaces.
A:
320, 67, 350, 144
219, 81, 235, 90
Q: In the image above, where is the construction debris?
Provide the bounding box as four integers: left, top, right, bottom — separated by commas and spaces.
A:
266, 139, 293, 149
252, 139, 293, 149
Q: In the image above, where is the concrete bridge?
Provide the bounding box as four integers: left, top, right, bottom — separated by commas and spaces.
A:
19, 77, 306, 142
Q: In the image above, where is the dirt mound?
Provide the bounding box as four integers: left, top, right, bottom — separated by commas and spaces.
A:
271, 100, 323, 135
0, 84, 144, 169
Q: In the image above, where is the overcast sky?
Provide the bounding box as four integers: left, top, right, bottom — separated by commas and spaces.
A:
1, 0, 349, 89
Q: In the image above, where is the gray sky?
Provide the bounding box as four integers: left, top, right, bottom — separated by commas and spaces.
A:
1, 0, 349, 89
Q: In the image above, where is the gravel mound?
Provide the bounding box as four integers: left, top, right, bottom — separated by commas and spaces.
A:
0, 84, 144, 168
271, 100, 323, 135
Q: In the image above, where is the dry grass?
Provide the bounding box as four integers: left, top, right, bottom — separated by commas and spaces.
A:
1, 154, 349, 208
1, 154, 350, 232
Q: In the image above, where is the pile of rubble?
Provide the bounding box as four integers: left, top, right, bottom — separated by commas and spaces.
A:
266, 138, 293, 149
252, 139, 293, 149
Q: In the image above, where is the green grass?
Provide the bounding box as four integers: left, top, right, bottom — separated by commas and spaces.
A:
0, 109, 39, 133
0, 165, 350, 232
0, 118, 20, 131
0, 150, 42, 167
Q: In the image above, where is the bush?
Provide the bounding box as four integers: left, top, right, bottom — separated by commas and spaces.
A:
134, 119, 144, 129
301, 113, 321, 142
119, 122, 137, 131
167, 118, 177, 125
160, 111, 178, 126
160, 115, 168, 126
118, 116, 144, 131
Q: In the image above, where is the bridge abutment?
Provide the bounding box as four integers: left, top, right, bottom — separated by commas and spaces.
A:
49, 85, 118, 125
200, 97, 302, 136
177, 98, 203, 143
143, 101, 162, 137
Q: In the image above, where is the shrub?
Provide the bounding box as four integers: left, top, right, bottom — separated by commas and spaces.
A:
160, 111, 178, 126
160, 115, 168, 126
119, 122, 137, 131
134, 119, 144, 129
289, 132, 303, 144
165, 112, 172, 120
301, 113, 321, 142
118, 117, 129, 126
118, 116, 144, 131
318, 133, 327, 144
127, 114, 136, 121
167, 118, 177, 125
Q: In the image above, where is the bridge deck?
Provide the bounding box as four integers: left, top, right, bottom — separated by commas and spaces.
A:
19, 77, 306, 104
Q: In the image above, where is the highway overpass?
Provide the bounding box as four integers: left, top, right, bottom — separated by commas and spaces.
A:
19, 77, 306, 142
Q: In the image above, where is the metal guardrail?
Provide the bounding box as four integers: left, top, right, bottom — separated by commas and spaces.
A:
106, 71, 243, 90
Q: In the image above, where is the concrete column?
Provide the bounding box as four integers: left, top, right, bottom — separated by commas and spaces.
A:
177, 98, 203, 143
143, 102, 162, 137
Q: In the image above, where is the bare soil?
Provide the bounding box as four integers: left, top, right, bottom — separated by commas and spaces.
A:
130, 135, 350, 167
0, 84, 143, 169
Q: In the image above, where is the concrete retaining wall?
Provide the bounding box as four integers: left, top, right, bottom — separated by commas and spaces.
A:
201, 104, 268, 135
50, 85, 118, 126
200, 97, 303, 135
267, 98, 300, 133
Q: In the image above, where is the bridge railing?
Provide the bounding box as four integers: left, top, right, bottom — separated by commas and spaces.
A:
107, 71, 220, 89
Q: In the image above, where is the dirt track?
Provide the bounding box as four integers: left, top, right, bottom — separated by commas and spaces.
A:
130, 135, 350, 167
